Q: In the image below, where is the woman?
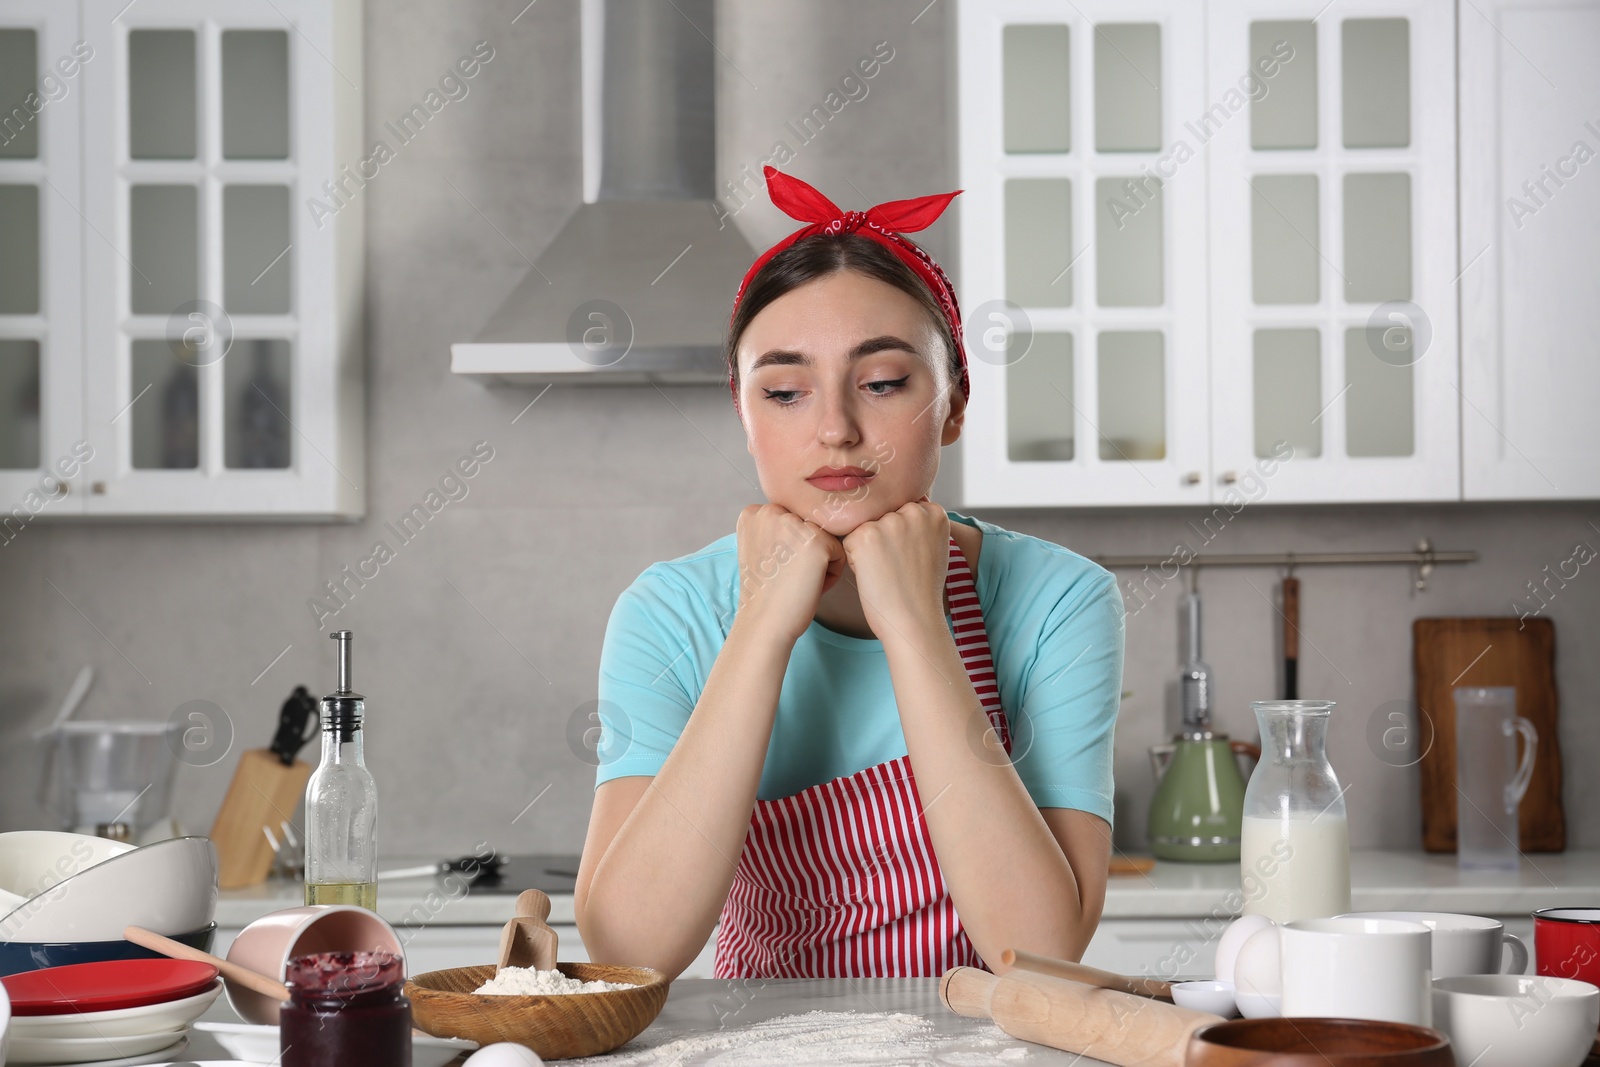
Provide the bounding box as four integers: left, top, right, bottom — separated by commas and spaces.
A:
574, 166, 1125, 981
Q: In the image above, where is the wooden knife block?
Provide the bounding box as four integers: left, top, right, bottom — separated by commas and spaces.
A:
1413, 617, 1565, 852
209, 748, 313, 888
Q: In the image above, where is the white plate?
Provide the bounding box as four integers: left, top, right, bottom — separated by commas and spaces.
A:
11, 980, 222, 1039
7, 1031, 188, 1066
195, 1021, 478, 1066
8, 1027, 189, 1064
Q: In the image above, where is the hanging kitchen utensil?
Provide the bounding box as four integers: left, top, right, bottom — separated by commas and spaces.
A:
1281, 572, 1300, 699
1148, 578, 1260, 862
496, 889, 558, 970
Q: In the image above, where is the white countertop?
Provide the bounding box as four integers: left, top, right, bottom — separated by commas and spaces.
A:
215, 849, 1600, 929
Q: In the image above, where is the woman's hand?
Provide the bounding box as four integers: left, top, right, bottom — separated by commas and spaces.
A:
841, 496, 950, 642
734, 503, 846, 644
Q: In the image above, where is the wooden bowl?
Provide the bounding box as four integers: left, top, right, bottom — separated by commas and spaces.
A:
1187, 1017, 1455, 1067
405, 962, 669, 1060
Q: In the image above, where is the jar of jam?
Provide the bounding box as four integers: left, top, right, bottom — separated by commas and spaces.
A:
280, 950, 411, 1067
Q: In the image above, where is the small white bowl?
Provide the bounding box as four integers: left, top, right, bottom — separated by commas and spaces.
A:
1234, 989, 1281, 1018
196, 1021, 478, 1066
0, 836, 217, 943
1171, 980, 1239, 1018
1433, 974, 1599, 1067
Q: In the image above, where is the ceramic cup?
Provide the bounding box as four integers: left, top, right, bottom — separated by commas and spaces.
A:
1432, 974, 1599, 1067
1280, 916, 1433, 1025
1533, 908, 1600, 986
224, 905, 405, 1024
1339, 911, 1529, 977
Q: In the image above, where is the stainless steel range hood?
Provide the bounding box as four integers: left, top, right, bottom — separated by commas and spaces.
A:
451, 0, 759, 385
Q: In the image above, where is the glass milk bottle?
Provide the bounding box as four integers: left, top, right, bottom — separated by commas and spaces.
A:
1239, 700, 1351, 922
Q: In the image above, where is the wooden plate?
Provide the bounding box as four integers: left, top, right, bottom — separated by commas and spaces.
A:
1188, 1017, 1454, 1067
405, 962, 669, 1060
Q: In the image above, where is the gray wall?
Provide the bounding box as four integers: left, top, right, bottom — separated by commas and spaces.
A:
2, 1, 1594, 862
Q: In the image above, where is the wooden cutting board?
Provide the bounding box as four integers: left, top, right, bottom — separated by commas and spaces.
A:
1413, 617, 1564, 852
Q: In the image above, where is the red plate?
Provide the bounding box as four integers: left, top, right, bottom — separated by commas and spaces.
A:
2, 959, 220, 1016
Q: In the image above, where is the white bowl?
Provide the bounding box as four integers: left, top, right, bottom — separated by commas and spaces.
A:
0, 836, 216, 943
1234, 989, 1281, 1018
1171, 979, 1239, 1017
1433, 974, 1599, 1067
10, 979, 221, 1039
0, 831, 135, 899
196, 1021, 478, 1066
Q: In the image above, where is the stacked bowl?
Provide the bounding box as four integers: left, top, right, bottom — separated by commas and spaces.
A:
0, 832, 218, 977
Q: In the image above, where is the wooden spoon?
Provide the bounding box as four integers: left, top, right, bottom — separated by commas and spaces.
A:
1001, 948, 1174, 1001
496, 888, 558, 970
124, 925, 288, 1003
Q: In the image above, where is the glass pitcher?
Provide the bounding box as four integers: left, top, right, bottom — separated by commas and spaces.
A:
1453, 687, 1537, 871
1240, 700, 1351, 923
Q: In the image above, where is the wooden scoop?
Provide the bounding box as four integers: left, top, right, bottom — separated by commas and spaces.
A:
941, 965, 1222, 1067
1001, 947, 1173, 1000
496, 888, 559, 970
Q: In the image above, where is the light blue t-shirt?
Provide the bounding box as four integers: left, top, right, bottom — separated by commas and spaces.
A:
592, 509, 1125, 825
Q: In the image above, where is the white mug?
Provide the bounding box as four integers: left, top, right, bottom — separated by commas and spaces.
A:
1281, 916, 1433, 1025
1339, 911, 1529, 977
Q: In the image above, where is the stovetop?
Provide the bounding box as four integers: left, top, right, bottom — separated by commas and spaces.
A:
462, 852, 582, 895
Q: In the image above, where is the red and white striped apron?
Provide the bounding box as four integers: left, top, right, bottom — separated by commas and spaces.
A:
714, 532, 1010, 978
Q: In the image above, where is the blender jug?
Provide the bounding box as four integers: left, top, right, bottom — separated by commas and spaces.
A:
1453, 687, 1537, 870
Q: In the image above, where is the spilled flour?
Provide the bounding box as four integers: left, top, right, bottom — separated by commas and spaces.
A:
576, 1009, 1031, 1066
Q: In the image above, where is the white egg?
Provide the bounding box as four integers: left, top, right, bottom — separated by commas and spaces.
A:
463, 1042, 544, 1067
1214, 914, 1274, 984
1231, 924, 1282, 997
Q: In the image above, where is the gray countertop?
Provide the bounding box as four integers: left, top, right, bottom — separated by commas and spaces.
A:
185, 976, 1117, 1065
216, 849, 1600, 928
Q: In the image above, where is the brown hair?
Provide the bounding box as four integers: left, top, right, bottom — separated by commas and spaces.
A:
725, 233, 963, 401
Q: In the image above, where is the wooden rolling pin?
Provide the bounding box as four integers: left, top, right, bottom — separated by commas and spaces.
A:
1002, 948, 1173, 1000
941, 965, 1223, 1067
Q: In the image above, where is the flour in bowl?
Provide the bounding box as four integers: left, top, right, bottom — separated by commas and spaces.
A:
473, 965, 640, 995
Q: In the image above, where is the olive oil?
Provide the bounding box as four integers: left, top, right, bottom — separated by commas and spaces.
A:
303, 631, 379, 912
305, 881, 378, 909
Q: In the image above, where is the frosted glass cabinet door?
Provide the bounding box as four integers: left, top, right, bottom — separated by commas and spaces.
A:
0, 4, 85, 513
1205, 0, 1458, 503
78, 0, 363, 517
1460, 0, 1600, 499
959, 0, 1209, 506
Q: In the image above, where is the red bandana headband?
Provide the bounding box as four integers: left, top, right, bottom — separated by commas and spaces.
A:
727, 165, 967, 414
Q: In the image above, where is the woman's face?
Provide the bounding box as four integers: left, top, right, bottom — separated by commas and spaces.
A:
735, 270, 965, 539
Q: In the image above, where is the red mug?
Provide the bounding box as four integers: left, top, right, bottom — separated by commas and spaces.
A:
1533, 907, 1600, 984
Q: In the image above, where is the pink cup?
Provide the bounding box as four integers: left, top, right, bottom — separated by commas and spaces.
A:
224, 906, 405, 1024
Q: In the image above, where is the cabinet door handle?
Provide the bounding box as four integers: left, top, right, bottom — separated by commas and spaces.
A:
1220, 470, 1239, 485
1182, 471, 1201, 485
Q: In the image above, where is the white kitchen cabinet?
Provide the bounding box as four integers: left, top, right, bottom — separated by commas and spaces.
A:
957, 0, 1592, 506
0, 2, 86, 519
957, 0, 1212, 507
1207, 0, 1459, 503
1459, 0, 1600, 499
0, 0, 364, 520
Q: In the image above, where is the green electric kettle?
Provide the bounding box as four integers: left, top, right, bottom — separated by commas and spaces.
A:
1146, 587, 1261, 862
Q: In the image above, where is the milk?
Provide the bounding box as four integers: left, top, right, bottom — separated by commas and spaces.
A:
1240, 812, 1351, 923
